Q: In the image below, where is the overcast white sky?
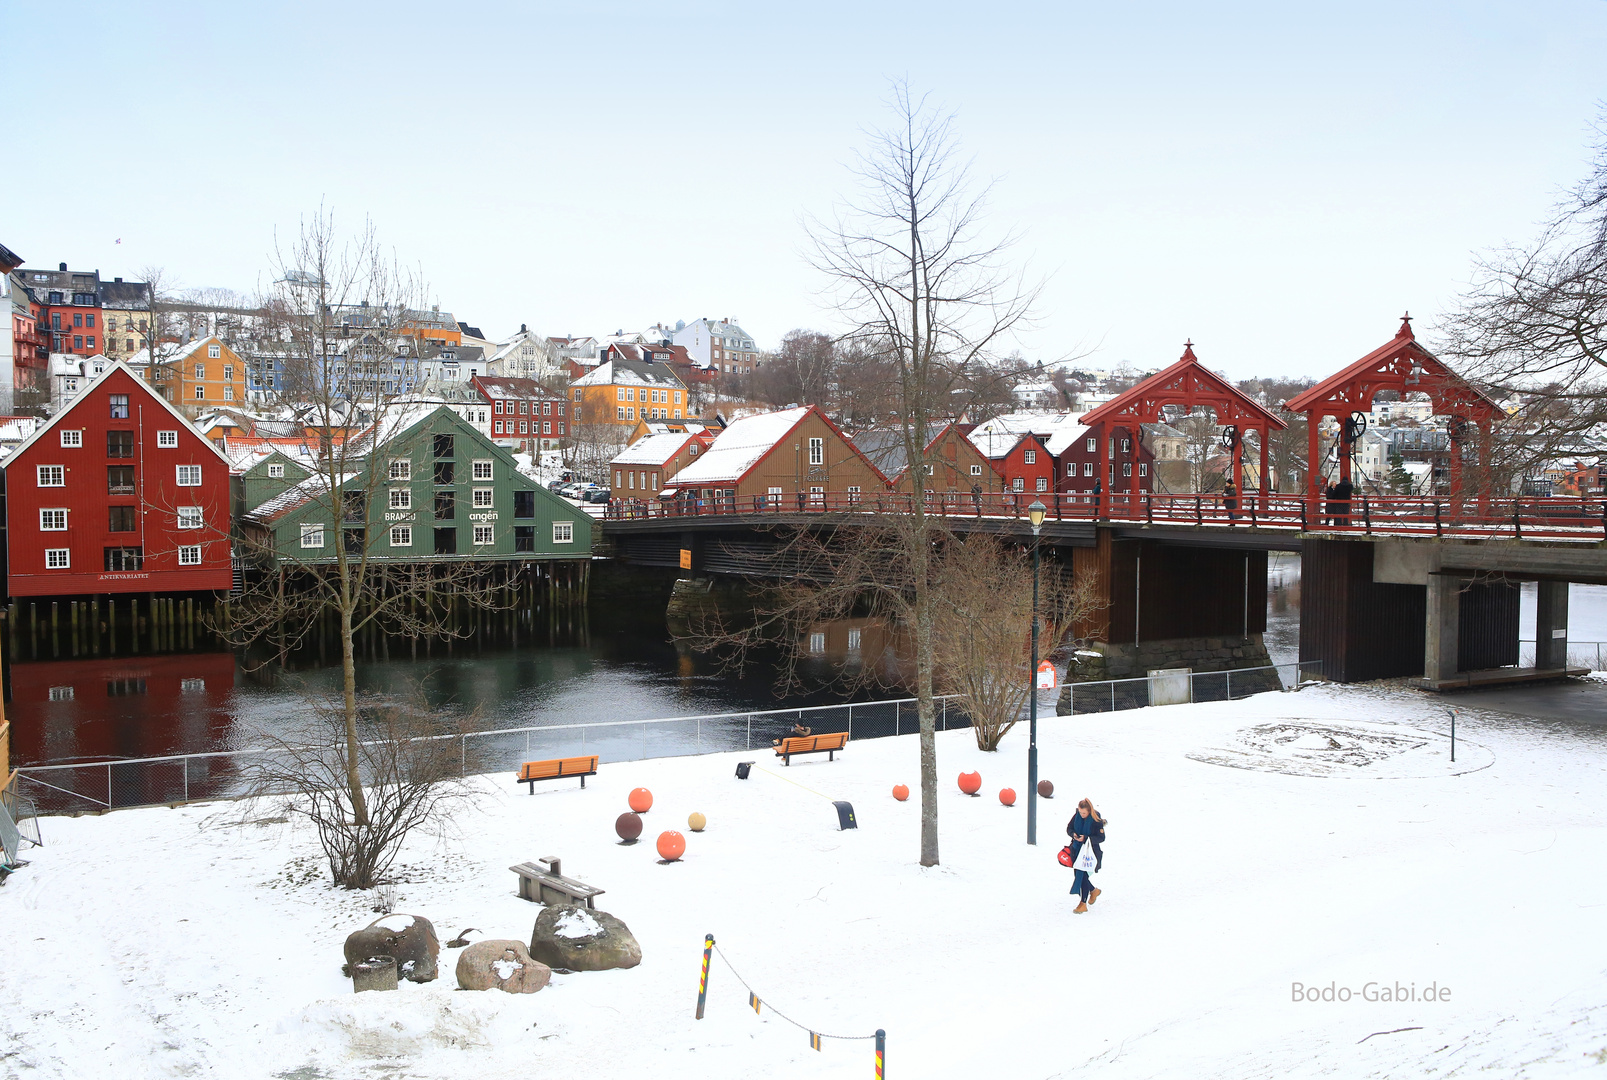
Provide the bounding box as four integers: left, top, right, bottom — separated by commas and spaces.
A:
5, 1, 1606, 379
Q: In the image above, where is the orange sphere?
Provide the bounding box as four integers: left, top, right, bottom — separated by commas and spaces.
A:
656, 830, 686, 861
957, 771, 982, 795
628, 787, 654, 813
892, 784, 910, 801
999, 787, 1017, 806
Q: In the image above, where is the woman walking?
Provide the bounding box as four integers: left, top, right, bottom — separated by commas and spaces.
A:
1067, 798, 1105, 913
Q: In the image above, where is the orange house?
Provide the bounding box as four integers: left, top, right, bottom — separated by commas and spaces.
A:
156, 336, 246, 417
570, 356, 690, 428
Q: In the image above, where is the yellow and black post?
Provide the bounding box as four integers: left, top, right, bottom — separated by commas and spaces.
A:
695, 934, 713, 1019
809, 1032, 822, 1051
875, 1029, 886, 1077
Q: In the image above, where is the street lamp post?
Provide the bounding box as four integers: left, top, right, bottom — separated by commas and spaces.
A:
1026, 498, 1047, 846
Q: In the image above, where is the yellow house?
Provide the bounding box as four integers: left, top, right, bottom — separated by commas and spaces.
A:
570, 357, 689, 429
157, 336, 245, 417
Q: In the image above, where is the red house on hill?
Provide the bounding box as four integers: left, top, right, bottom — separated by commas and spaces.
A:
3, 360, 233, 597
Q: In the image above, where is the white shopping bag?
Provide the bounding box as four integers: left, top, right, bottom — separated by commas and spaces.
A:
1074, 842, 1096, 873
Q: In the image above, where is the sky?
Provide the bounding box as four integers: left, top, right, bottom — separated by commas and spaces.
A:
4, 1, 1606, 379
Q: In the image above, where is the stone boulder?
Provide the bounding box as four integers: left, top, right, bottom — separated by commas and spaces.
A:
456, 939, 551, 993
343, 914, 440, 983
529, 905, 642, 972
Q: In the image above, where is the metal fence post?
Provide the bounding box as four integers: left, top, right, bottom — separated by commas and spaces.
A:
1226, 669, 1232, 699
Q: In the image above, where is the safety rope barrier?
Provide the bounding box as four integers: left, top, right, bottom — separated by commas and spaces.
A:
695, 933, 886, 1074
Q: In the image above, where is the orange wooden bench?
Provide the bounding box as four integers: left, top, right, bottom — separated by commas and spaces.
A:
774, 732, 848, 765
516, 754, 599, 793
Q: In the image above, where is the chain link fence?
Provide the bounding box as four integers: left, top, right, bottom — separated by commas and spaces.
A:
14, 661, 1324, 815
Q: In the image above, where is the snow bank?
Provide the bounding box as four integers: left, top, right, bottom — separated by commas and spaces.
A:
1, 682, 1603, 1078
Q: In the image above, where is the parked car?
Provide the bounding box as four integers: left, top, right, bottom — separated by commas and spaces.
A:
583, 488, 612, 504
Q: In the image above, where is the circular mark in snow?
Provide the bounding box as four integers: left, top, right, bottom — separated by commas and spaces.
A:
1187, 719, 1494, 778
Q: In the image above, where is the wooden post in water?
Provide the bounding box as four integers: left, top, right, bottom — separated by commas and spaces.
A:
90, 597, 100, 656
50, 601, 59, 659
29, 602, 38, 660
71, 601, 80, 657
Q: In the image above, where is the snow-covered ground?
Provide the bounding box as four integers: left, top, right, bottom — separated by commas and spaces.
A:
3, 682, 1605, 1079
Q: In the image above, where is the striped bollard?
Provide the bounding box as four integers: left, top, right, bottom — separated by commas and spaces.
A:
695, 934, 713, 1019
875, 1028, 886, 1077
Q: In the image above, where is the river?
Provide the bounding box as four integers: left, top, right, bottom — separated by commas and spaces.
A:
7, 561, 1605, 770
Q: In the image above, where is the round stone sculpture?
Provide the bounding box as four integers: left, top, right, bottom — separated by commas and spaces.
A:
957, 771, 982, 795
999, 787, 1017, 806
342, 914, 440, 983
687, 812, 707, 832
455, 939, 551, 993
892, 784, 909, 801
656, 830, 685, 861
1038, 780, 1055, 798
628, 787, 654, 813
529, 905, 643, 971
615, 811, 643, 842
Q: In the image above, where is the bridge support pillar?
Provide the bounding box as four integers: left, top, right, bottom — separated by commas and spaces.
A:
1535, 580, 1570, 670
1424, 575, 1461, 683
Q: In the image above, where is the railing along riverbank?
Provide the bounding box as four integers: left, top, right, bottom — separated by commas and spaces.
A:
12, 662, 1324, 815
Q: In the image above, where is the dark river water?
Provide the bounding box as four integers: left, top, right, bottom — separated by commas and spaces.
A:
8, 557, 1603, 771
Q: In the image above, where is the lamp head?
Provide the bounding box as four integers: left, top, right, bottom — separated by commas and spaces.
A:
1027, 499, 1047, 529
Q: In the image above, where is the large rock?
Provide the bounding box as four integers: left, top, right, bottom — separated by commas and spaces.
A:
455, 939, 551, 993
342, 914, 440, 983
529, 905, 642, 972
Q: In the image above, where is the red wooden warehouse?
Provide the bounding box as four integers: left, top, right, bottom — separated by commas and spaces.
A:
3, 360, 233, 597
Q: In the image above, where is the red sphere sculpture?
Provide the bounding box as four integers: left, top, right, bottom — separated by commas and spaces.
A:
892, 784, 910, 801
1037, 780, 1055, 798
628, 787, 654, 813
999, 787, 1017, 806
615, 811, 643, 841
656, 830, 686, 861
957, 771, 982, 795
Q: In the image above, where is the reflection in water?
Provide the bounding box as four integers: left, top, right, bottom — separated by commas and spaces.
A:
6, 610, 879, 768
1265, 554, 1302, 670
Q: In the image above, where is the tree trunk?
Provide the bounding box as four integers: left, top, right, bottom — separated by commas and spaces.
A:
338, 579, 369, 825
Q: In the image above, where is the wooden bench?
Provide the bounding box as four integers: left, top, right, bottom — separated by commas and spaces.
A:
774, 732, 849, 765
516, 754, 599, 793
510, 857, 605, 909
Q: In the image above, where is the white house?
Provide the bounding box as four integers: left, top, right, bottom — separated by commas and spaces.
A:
672, 317, 759, 374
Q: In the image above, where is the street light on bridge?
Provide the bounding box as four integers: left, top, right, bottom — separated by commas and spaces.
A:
1026, 498, 1046, 846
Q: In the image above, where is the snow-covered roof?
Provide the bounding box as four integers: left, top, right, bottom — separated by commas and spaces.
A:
671, 406, 811, 485
967, 412, 1090, 458
570, 358, 685, 390
4, 358, 232, 470
611, 431, 700, 467
244, 470, 353, 524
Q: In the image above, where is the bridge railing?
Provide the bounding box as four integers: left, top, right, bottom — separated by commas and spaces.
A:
1518, 639, 1606, 672
11, 661, 1324, 815
606, 490, 1607, 541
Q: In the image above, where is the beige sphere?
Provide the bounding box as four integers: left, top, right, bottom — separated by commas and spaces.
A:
687, 812, 707, 832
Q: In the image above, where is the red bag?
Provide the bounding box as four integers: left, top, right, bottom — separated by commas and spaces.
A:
1057, 845, 1074, 867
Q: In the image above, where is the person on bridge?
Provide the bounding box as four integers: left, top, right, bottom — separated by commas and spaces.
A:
1223, 479, 1238, 523
1067, 798, 1104, 913
1327, 476, 1355, 527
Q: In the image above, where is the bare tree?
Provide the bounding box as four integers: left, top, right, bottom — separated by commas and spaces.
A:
930, 534, 1102, 752
751, 329, 838, 408
563, 413, 631, 482
804, 83, 1040, 866
215, 208, 507, 826
239, 693, 474, 889
1441, 109, 1607, 447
